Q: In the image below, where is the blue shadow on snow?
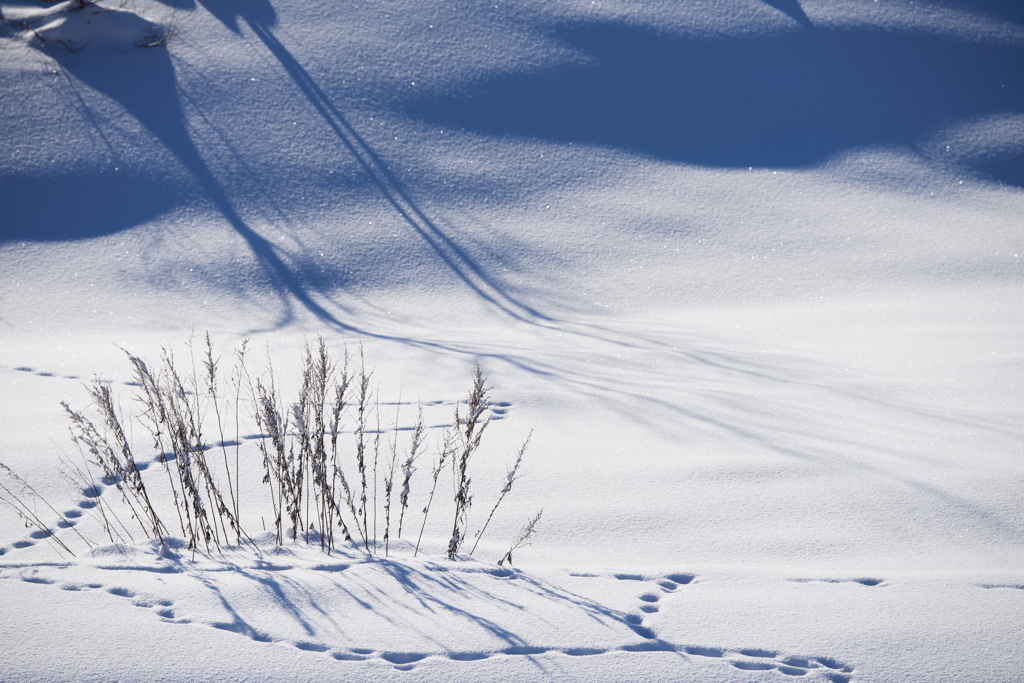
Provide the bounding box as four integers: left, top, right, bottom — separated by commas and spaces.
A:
405, 20, 1024, 185
191, 0, 545, 323
35, 21, 349, 329
2, 0, 543, 326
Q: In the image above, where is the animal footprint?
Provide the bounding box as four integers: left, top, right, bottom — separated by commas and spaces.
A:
726, 650, 855, 679
638, 593, 660, 613
665, 573, 694, 585
21, 574, 55, 585
295, 641, 330, 653
381, 652, 428, 670
7, 365, 79, 381
448, 651, 489, 661
619, 571, 699, 641
331, 651, 369, 661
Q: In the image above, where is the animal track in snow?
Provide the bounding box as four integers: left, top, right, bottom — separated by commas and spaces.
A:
13, 572, 193, 625
0, 464, 857, 681
0, 558, 858, 678
0, 481, 119, 558
789, 577, 885, 587
4, 364, 82, 382
21, 573, 56, 585
600, 570, 858, 680
2, 362, 515, 424
723, 650, 854, 679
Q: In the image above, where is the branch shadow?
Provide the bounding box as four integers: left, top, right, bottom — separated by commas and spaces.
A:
760, 0, 812, 28
6, 6, 357, 330
5, 0, 546, 328
193, 0, 547, 324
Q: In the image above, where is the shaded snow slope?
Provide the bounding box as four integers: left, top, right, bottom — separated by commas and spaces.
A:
2, 0, 1022, 329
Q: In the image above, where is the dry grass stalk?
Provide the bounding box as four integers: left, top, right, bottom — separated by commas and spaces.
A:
253, 370, 287, 545
62, 386, 165, 545
0, 462, 79, 557
124, 351, 188, 539
231, 341, 249, 533
372, 397, 382, 554
57, 450, 126, 545
448, 363, 492, 559
397, 406, 425, 539
470, 431, 531, 556
204, 333, 240, 544
381, 398, 401, 556
354, 350, 372, 552
415, 427, 454, 557
162, 347, 226, 553
330, 350, 362, 546
498, 509, 543, 567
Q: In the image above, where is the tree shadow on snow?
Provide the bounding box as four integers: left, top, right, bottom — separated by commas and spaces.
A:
4, 0, 544, 328
406, 19, 1024, 186
760, 0, 812, 28
191, 0, 546, 323
46, 25, 351, 329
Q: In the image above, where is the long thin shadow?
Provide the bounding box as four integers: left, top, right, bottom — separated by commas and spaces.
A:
174, 147, 351, 331
761, 0, 812, 27
241, 21, 548, 323
20, 6, 509, 335
50, 29, 360, 332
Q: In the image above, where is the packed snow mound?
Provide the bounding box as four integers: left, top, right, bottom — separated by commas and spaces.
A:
5, 0, 167, 52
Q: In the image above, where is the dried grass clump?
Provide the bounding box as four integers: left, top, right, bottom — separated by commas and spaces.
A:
1, 335, 539, 565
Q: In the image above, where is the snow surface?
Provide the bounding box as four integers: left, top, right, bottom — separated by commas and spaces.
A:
1, 0, 1023, 680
